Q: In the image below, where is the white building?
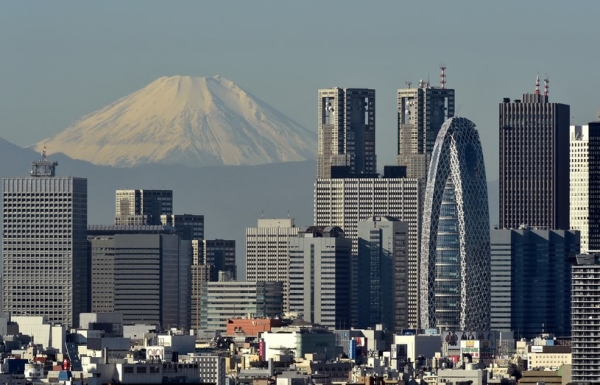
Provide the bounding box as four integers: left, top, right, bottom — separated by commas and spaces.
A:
570, 123, 600, 253
246, 218, 299, 312
314, 177, 421, 327
289, 226, 351, 328
3, 156, 88, 328
11, 315, 66, 352
392, 334, 441, 369
262, 327, 337, 361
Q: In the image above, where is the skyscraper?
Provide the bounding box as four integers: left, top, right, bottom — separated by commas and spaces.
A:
289, 226, 351, 328
3, 153, 88, 327
397, 73, 455, 180
357, 216, 409, 332
317, 88, 376, 178
571, 253, 600, 383
161, 214, 204, 241
491, 228, 578, 339
420, 117, 490, 330
499, 79, 570, 229
570, 123, 600, 253
87, 226, 191, 330
245, 218, 298, 312
314, 177, 421, 327
115, 189, 173, 225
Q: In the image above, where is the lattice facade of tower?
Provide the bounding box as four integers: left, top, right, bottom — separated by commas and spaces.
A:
420, 117, 490, 330
314, 177, 421, 328
570, 123, 600, 253
317, 88, 376, 179
397, 85, 455, 180
499, 94, 570, 230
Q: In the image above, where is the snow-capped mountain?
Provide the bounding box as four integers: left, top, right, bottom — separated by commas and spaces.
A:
34, 75, 316, 167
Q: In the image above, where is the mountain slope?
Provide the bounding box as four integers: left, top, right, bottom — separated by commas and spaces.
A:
34, 75, 316, 167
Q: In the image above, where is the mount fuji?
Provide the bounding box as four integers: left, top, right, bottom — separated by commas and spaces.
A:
34, 75, 316, 168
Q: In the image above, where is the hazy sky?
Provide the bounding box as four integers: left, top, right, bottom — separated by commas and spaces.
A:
1, 1, 599, 180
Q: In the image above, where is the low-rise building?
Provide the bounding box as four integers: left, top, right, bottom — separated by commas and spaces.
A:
226, 318, 284, 338
262, 326, 337, 361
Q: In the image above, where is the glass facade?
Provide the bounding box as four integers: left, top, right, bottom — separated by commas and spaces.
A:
420, 117, 491, 330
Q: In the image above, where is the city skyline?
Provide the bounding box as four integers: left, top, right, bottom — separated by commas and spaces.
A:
2, 2, 600, 182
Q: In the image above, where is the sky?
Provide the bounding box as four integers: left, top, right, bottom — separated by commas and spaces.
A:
1, 1, 600, 181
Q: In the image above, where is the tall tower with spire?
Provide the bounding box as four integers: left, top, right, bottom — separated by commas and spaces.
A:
397, 66, 455, 180
499, 75, 570, 230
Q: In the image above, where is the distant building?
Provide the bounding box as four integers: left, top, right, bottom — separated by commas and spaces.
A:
357, 216, 409, 332
115, 189, 173, 225
246, 218, 298, 312
314, 177, 421, 327
490, 228, 579, 339
571, 253, 600, 383
226, 318, 284, 338
261, 326, 337, 361
289, 226, 351, 328
570, 123, 600, 253
199, 281, 283, 331
317, 88, 376, 178
420, 117, 490, 331
397, 77, 455, 180
87, 228, 191, 330
161, 214, 204, 240
499, 81, 570, 230
2, 153, 88, 327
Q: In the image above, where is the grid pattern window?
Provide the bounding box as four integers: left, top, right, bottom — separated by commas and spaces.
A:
314, 177, 421, 328
499, 94, 570, 230
2, 177, 88, 327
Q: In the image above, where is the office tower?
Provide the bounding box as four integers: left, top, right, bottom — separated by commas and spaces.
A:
317, 88, 376, 178
357, 216, 409, 332
193, 239, 236, 279
571, 253, 600, 383
115, 189, 173, 225
491, 228, 579, 339
245, 218, 298, 312
2, 153, 88, 327
199, 281, 283, 331
314, 177, 421, 327
499, 78, 570, 229
397, 72, 455, 180
87, 226, 191, 330
420, 117, 490, 331
161, 214, 204, 240
288, 226, 351, 328
570, 123, 600, 253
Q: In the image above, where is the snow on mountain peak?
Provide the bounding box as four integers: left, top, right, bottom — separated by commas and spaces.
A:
34, 75, 316, 167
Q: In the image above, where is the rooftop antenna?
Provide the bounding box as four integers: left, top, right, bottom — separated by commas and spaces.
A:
544, 74, 549, 96
535, 73, 540, 95
261, 210, 264, 219
405, 81, 412, 89
426, 74, 430, 88
440, 64, 447, 89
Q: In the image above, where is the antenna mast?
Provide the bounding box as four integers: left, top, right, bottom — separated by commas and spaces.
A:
440, 64, 447, 89
405, 81, 412, 89
544, 74, 549, 96
535, 73, 540, 95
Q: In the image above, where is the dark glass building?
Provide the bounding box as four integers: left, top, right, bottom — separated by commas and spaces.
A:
499, 89, 570, 230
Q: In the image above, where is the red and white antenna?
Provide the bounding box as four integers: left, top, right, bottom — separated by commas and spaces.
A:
535, 73, 540, 95
440, 64, 447, 89
405, 81, 412, 89
544, 74, 549, 96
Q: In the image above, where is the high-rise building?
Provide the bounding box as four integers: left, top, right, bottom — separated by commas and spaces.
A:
199, 281, 283, 331
245, 218, 298, 312
357, 216, 409, 332
499, 80, 570, 229
491, 228, 579, 339
87, 226, 191, 330
570, 123, 600, 253
289, 226, 351, 328
397, 75, 455, 180
420, 117, 490, 331
115, 189, 173, 225
314, 177, 421, 327
317, 88, 376, 178
161, 214, 204, 241
2, 153, 88, 327
571, 253, 600, 383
